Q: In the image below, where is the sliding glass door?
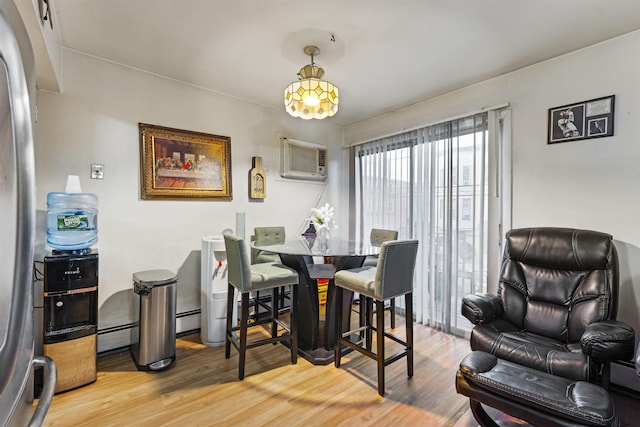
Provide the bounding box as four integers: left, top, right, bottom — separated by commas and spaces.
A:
353, 109, 509, 336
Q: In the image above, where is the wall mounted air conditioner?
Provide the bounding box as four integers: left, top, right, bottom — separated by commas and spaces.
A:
280, 137, 327, 181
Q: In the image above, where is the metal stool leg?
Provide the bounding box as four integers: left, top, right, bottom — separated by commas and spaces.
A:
405, 292, 413, 378
359, 297, 366, 338
238, 292, 250, 380
225, 283, 234, 359
365, 297, 373, 350
271, 287, 278, 341
334, 285, 343, 368
290, 283, 298, 364
376, 299, 385, 396
389, 297, 396, 329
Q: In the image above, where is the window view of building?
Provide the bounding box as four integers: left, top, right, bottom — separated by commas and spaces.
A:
354, 113, 489, 335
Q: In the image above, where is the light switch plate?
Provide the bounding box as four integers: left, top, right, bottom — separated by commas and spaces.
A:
91, 163, 104, 180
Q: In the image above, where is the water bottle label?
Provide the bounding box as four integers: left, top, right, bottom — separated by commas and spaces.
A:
57, 214, 89, 231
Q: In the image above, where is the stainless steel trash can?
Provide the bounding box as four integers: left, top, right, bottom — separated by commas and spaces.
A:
131, 269, 177, 371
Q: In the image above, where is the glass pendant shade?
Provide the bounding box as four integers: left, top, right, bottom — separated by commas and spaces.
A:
284, 46, 339, 120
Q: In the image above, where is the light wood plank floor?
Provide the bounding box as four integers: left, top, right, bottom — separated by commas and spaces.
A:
39, 312, 475, 427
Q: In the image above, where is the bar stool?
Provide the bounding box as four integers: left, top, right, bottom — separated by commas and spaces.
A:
223, 234, 299, 380
252, 226, 285, 263
362, 229, 399, 328
334, 239, 419, 396
252, 226, 287, 313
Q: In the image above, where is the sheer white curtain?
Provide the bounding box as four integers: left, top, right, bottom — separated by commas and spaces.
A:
354, 112, 490, 336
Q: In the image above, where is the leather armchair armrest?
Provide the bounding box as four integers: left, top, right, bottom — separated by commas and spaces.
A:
581, 320, 635, 362
461, 293, 503, 325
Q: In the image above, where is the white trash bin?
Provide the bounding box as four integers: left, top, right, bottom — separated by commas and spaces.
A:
201, 235, 235, 346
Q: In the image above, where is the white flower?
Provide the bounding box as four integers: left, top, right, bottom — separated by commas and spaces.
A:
307, 203, 337, 231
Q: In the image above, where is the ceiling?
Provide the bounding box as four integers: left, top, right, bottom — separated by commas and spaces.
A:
53, 0, 640, 127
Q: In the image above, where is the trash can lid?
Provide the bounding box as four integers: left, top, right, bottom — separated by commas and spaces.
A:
133, 269, 177, 286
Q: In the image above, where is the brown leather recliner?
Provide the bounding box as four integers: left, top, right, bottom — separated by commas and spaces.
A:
461, 227, 634, 384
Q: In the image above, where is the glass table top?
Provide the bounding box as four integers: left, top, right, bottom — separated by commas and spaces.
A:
252, 236, 380, 257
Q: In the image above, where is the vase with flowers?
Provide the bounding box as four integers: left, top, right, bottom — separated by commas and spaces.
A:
307, 203, 336, 245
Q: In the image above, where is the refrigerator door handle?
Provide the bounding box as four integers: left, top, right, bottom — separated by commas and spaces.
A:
28, 356, 56, 427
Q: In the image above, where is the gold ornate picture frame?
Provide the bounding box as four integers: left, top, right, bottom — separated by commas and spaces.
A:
139, 123, 232, 200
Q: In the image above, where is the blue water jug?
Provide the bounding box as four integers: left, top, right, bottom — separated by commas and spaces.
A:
46, 192, 98, 250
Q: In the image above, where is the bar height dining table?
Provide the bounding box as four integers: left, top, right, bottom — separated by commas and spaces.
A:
252, 236, 379, 365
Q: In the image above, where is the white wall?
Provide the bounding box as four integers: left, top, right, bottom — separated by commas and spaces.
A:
35, 49, 344, 351
34, 31, 640, 355
14, 0, 62, 92
346, 31, 640, 336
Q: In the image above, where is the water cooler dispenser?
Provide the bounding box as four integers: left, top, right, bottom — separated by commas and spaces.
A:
42, 250, 98, 393
37, 177, 98, 393
201, 235, 233, 346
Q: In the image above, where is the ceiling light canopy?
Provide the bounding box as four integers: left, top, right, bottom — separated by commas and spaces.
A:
284, 45, 339, 120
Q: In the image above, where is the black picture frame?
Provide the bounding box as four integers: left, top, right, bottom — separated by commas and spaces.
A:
547, 95, 615, 144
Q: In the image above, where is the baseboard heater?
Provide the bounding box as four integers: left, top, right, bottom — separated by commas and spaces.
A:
610, 360, 640, 394
97, 309, 200, 355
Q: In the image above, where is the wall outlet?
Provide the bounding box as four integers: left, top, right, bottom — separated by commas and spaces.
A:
91, 163, 104, 180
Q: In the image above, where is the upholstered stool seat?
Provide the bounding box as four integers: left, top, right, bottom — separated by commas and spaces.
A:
334, 239, 418, 396
224, 234, 299, 380
253, 226, 285, 263
362, 229, 399, 328
457, 351, 619, 427
255, 252, 281, 263
252, 226, 288, 313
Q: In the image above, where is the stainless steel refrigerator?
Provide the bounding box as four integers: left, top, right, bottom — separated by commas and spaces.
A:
0, 1, 56, 425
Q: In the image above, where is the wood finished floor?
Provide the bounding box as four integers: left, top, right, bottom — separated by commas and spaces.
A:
39, 311, 476, 427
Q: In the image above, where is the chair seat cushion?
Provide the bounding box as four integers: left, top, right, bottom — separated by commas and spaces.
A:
458, 351, 617, 426
471, 320, 591, 381
256, 251, 281, 263
335, 266, 377, 298
242, 262, 298, 293
335, 264, 414, 300
335, 239, 418, 302
362, 255, 377, 267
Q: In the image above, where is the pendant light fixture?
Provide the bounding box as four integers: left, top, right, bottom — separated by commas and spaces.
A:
284, 45, 339, 120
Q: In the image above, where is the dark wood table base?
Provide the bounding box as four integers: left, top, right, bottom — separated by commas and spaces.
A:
295, 333, 362, 365
278, 253, 366, 365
